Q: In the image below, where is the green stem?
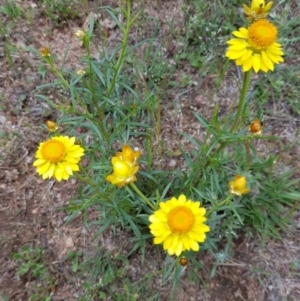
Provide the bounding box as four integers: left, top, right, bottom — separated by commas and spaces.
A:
74, 172, 96, 187
44, 56, 93, 118
130, 182, 156, 211
230, 70, 252, 132
206, 194, 233, 218
46, 45, 109, 143
106, 0, 132, 98
85, 38, 109, 143
48, 62, 70, 90
202, 70, 252, 170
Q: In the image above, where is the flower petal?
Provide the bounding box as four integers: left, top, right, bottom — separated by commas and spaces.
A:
253, 54, 261, 73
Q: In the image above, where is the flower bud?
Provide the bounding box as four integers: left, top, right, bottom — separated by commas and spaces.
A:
179, 257, 188, 266
40, 47, 50, 57
74, 29, 86, 39
229, 175, 251, 196
45, 120, 58, 132
77, 69, 86, 75
249, 118, 263, 136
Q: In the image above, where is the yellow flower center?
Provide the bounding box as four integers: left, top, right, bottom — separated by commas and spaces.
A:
41, 140, 66, 163
248, 19, 277, 49
167, 206, 195, 234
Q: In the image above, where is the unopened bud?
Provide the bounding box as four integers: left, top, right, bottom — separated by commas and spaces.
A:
74, 29, 86, 39
45, 120, 58, 132
249, 118, 263, 136
77, 69, 86, 75
40, 47, 50, 57
179, 257, 188, 266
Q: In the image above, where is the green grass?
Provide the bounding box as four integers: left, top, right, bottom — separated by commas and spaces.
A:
12, 246, 57, 301
40, 0, 84, 24
75, 249, 161, 301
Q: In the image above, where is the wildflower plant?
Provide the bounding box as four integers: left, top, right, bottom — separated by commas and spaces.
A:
32, 0, 300, 290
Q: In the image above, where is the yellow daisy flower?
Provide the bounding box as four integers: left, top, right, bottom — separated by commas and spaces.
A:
228, 175, 251, 196
149, 194, 210, 257
243, 0, 273, 21
226, 19, 284, 73
33, 136, 84, 182
106, 145, 141, 188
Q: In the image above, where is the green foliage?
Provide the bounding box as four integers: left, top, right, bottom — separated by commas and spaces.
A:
0, 1, 19, 66
40, 0, 82, 23
75, 249, 160, 301
0, 0, 21, 19
0, 0, 34, 66
13, 246, 48, 279
251, 265, 271, 285
12, 246, 56, 301
0, 295, 10, 301
243, 168, 299, 243
67, 250, 83, 272
179, 0, 240, 78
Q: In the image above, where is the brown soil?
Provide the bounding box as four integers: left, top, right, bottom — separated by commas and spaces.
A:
0, 1, 299, 301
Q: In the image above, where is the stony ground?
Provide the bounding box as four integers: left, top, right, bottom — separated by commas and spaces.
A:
0, 1, 300, 300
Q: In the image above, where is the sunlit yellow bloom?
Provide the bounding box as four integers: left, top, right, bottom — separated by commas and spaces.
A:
229, 175, 251, 196
226, 19, 284, 73
248, 118, 263, 136
74, 29, 86, 39
40, 47, 50, 57
243, 0, 273, 21
33, 136, 84, 182
45, 120, 58, 132
106, 145, 141, 188
149, 194, 210, 257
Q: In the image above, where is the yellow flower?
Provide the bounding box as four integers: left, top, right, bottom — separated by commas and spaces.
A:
226, 19, 284, 73
248, 118, 263, 136
106, 145, 141, 188
45, 120, 58, 132
40, 47, 50, 57
33, 136, 84, 182
243, 0, 273, 21
149, 195, 210, 257
229, 175, 251, 196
